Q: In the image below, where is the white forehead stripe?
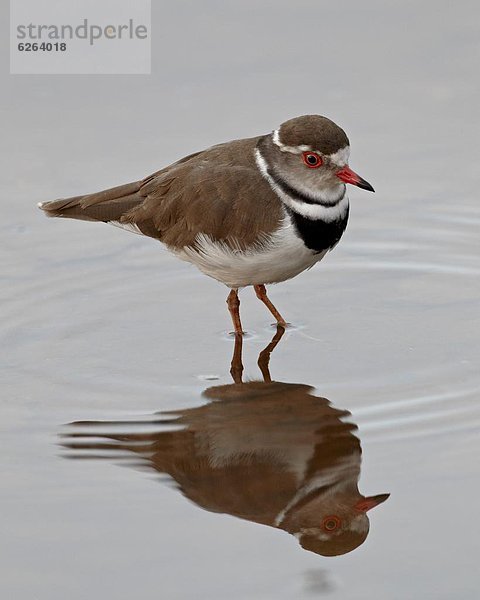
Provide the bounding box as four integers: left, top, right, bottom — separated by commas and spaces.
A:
328, 146, 350, 167
272, 129, 311, 154
273, 129, 350, 166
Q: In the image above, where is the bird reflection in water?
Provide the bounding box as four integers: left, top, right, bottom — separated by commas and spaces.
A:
62, 328, 389, 557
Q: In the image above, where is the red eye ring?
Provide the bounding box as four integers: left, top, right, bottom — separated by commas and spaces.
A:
302, 151, 323, 168
322, 515, 341, 532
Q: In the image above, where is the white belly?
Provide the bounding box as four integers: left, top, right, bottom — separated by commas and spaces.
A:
175, 216, 326, 288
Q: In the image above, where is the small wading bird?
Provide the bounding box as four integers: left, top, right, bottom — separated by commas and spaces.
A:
39, 115, 374, 333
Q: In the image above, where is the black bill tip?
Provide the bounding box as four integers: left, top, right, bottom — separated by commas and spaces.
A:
357, 178, 375, 192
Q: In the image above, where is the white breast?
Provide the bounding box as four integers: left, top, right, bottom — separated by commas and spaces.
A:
175, 214, 326, 288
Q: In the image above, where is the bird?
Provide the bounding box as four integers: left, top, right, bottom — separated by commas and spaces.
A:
39, 114, 374, 334
61, 330, 389, 557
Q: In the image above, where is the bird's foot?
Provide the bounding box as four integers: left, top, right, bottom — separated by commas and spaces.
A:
271, 320, 290, 329
228, 330, 247, 337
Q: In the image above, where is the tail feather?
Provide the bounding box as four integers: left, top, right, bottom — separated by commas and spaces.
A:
38, 180, 144, 223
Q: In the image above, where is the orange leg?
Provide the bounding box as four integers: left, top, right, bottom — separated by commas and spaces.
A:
254, 284, 287, 328
226, 289, 244, 335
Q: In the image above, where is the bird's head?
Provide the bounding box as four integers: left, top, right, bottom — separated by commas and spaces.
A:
257, 115, 374, 205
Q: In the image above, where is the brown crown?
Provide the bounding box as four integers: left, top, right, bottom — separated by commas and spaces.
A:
277, 115, 349, 155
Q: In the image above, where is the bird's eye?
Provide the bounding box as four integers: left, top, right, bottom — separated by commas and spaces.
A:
322, 516, 341, 532
302, 152, 323, 168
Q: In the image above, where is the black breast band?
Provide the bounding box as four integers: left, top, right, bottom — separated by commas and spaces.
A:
288, 207, 349, 253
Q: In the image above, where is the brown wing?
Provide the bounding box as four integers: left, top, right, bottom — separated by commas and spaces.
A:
36, 149, 204, 223
38, 179, 144, 222
40, 136, 284, 250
